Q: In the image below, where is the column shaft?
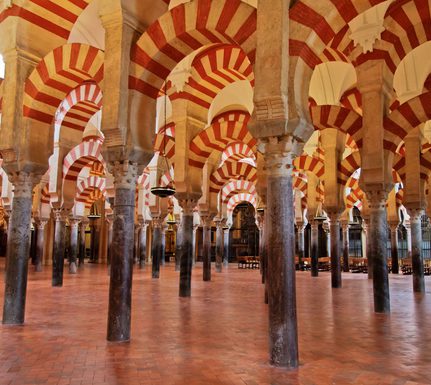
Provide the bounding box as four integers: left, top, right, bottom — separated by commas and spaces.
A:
2, 173, 35, 324
215, 223, 223, 273
69, 220, 79, 274
175, 223, 182, 271
329, 215, 342, 288
310, 222, 319, 277
107, 163, 138, 342
410, 212, 425, 293
179, 213, 194, 297
342, 224, 350, 272
79, 221, 87, 267
390, 225, 399, 274
297, 225, 304, 271
223, 228, 230, 266
152, 222, 162, 279
139, 224, 147, 269
52, 212, 67, 287
34, 221, 46, 272
202, 221, 212, 281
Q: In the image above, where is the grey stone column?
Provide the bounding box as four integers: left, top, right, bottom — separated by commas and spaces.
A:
341, 221, 350, 272
363, 219, 373, 279
78, 219, 88, 267
296, 222, 305, 270
2, 172, 37, 324
202, 217, 212, 282
178, 199, 197, 297
406, 222, 412, 258
310, 221, 319, 277
215, 219, 224, 273
192, 225, 198, 266
138, 221, 148, 269
328, 212, 342, 288
389, 222, 399, 274
223, 227, 230, 266
407, 209, 425, 293
106, 217, 113, 266
264, 140, 298, 368
52, 209, 68, 287
107, 161, 139, 342
151, 218, 162, 279
257, 212, 265, 279
68, 218, 79, 274
160, 225, 167, 266
366, 191, 390, 313
34, 220, 47, 272
133, 224, 140, 265
174, 221, 182, 271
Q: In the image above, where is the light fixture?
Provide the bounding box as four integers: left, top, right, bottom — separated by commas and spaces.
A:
88, 202, 101, 219
151, 81, 176, 198
256, 207, 264, 214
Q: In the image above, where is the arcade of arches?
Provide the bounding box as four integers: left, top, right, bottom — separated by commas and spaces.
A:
0, 0, 431, 383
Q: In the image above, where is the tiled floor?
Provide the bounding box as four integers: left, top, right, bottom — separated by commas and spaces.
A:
0, 260, 430, 385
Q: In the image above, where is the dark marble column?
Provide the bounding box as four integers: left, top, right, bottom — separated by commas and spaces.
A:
34, 220, 47, 272
107, 162, 138, 342
133, 224, 139, 265
68, 218, 79, 274
264, 144, 298, 368
296, 222, 305, 270
78, 219, 88, 267
139, 221, 148, 269
215, 220, 224, 273
389, 222, 399, 274
151, 218, 162, 279
202, 217, 212, 282
160, 225, 167, 266
341, 221, 350, 272
178, 199, 196, 297
192, 225, 198, 266
328, 212, 342, 288
257, 212, 265, 279
106, 217, 113, 267
310, 221, 319, 277
366, 191, 390, 313
2, 172, 37, 325
90, 221, 100, 263
363, 218, 373, 279
52, 209, 68, 287
407, 209, 425, 293
223, 227, 230, 266
175, 221, 182, 271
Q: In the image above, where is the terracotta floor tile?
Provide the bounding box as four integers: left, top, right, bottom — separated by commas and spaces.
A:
0, 260, 430, 385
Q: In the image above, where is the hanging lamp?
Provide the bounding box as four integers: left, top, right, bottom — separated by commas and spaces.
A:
87, 202, 101, 219
151, 81, 176, 198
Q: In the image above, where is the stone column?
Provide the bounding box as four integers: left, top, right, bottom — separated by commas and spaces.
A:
215, 219, 224, 273
68, 218, 79, 274
138, 220, 148, 269
389, 222, 399, 274
160, 225, 167, 266
310, 221, 319, 277
328, 212, 342, 288
34, 220, 47, 272
192, 225, 198, 266
405, 222, 412, 258
107, 161, 138, 342
407, 209, 425, 293
78, 219, 88, 267
106, 217, 113, 266
133, 223, 140, 265
178, 199, 197, 297
366, 190, 390, 313
202, 217, 212, 282
52, 209, 68, 287
296, 222, 305, 270
2, 172, 37, 324
341, 221, 350, 272
151, 218, 162, 279
363, 219, 373, 279
223, 226, 230, 267
174, 222, 182, 271
263, 138, 298, 368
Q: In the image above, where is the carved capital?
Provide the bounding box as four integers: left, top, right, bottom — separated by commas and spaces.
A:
178, 199, 198, 216
109, 161, 139, 190
9, 171, 39, 199
53, 208, 70, 222
364, 189, 388, 210
262, 136, 297, 177
407, 208, 424, 223
35, 219, 48, 230
69, 217, 80, 229
200, 215, 213, 228
152, 217, 163, 229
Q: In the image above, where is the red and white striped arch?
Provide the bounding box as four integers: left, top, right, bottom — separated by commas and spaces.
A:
221, 180, 256, 203
310, 105, 363, 148
75, 176, 107, 204
55, 82, 103, 139
23, 44, 104, 126
62, 139, 105, 182
130, 0, 256, 99
293, 174, 308, 196
338, 151, 361, 185
169, 44, 254, 114
384, 92, 431, 153
209, 161, 257, 194
226, 192, 257, 215
340, 87, 362, 114
293, 155, 325, 178
221, 142, 255, 164
189, 111, 256, 168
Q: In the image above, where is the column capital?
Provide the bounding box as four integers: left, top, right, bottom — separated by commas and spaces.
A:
388, 221, 399, 231
68, 217, 80, 228
53, 208, 70, 222
35, 219, 48, 230
108, 161, 139, 189
261, 136, 297, 177
152, 217, 163, 229
406, 208, 424, 223
178, 198, 198, 216
200, 215, 213, 228
8, 171, 39, 199
364, 189, 388, 210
